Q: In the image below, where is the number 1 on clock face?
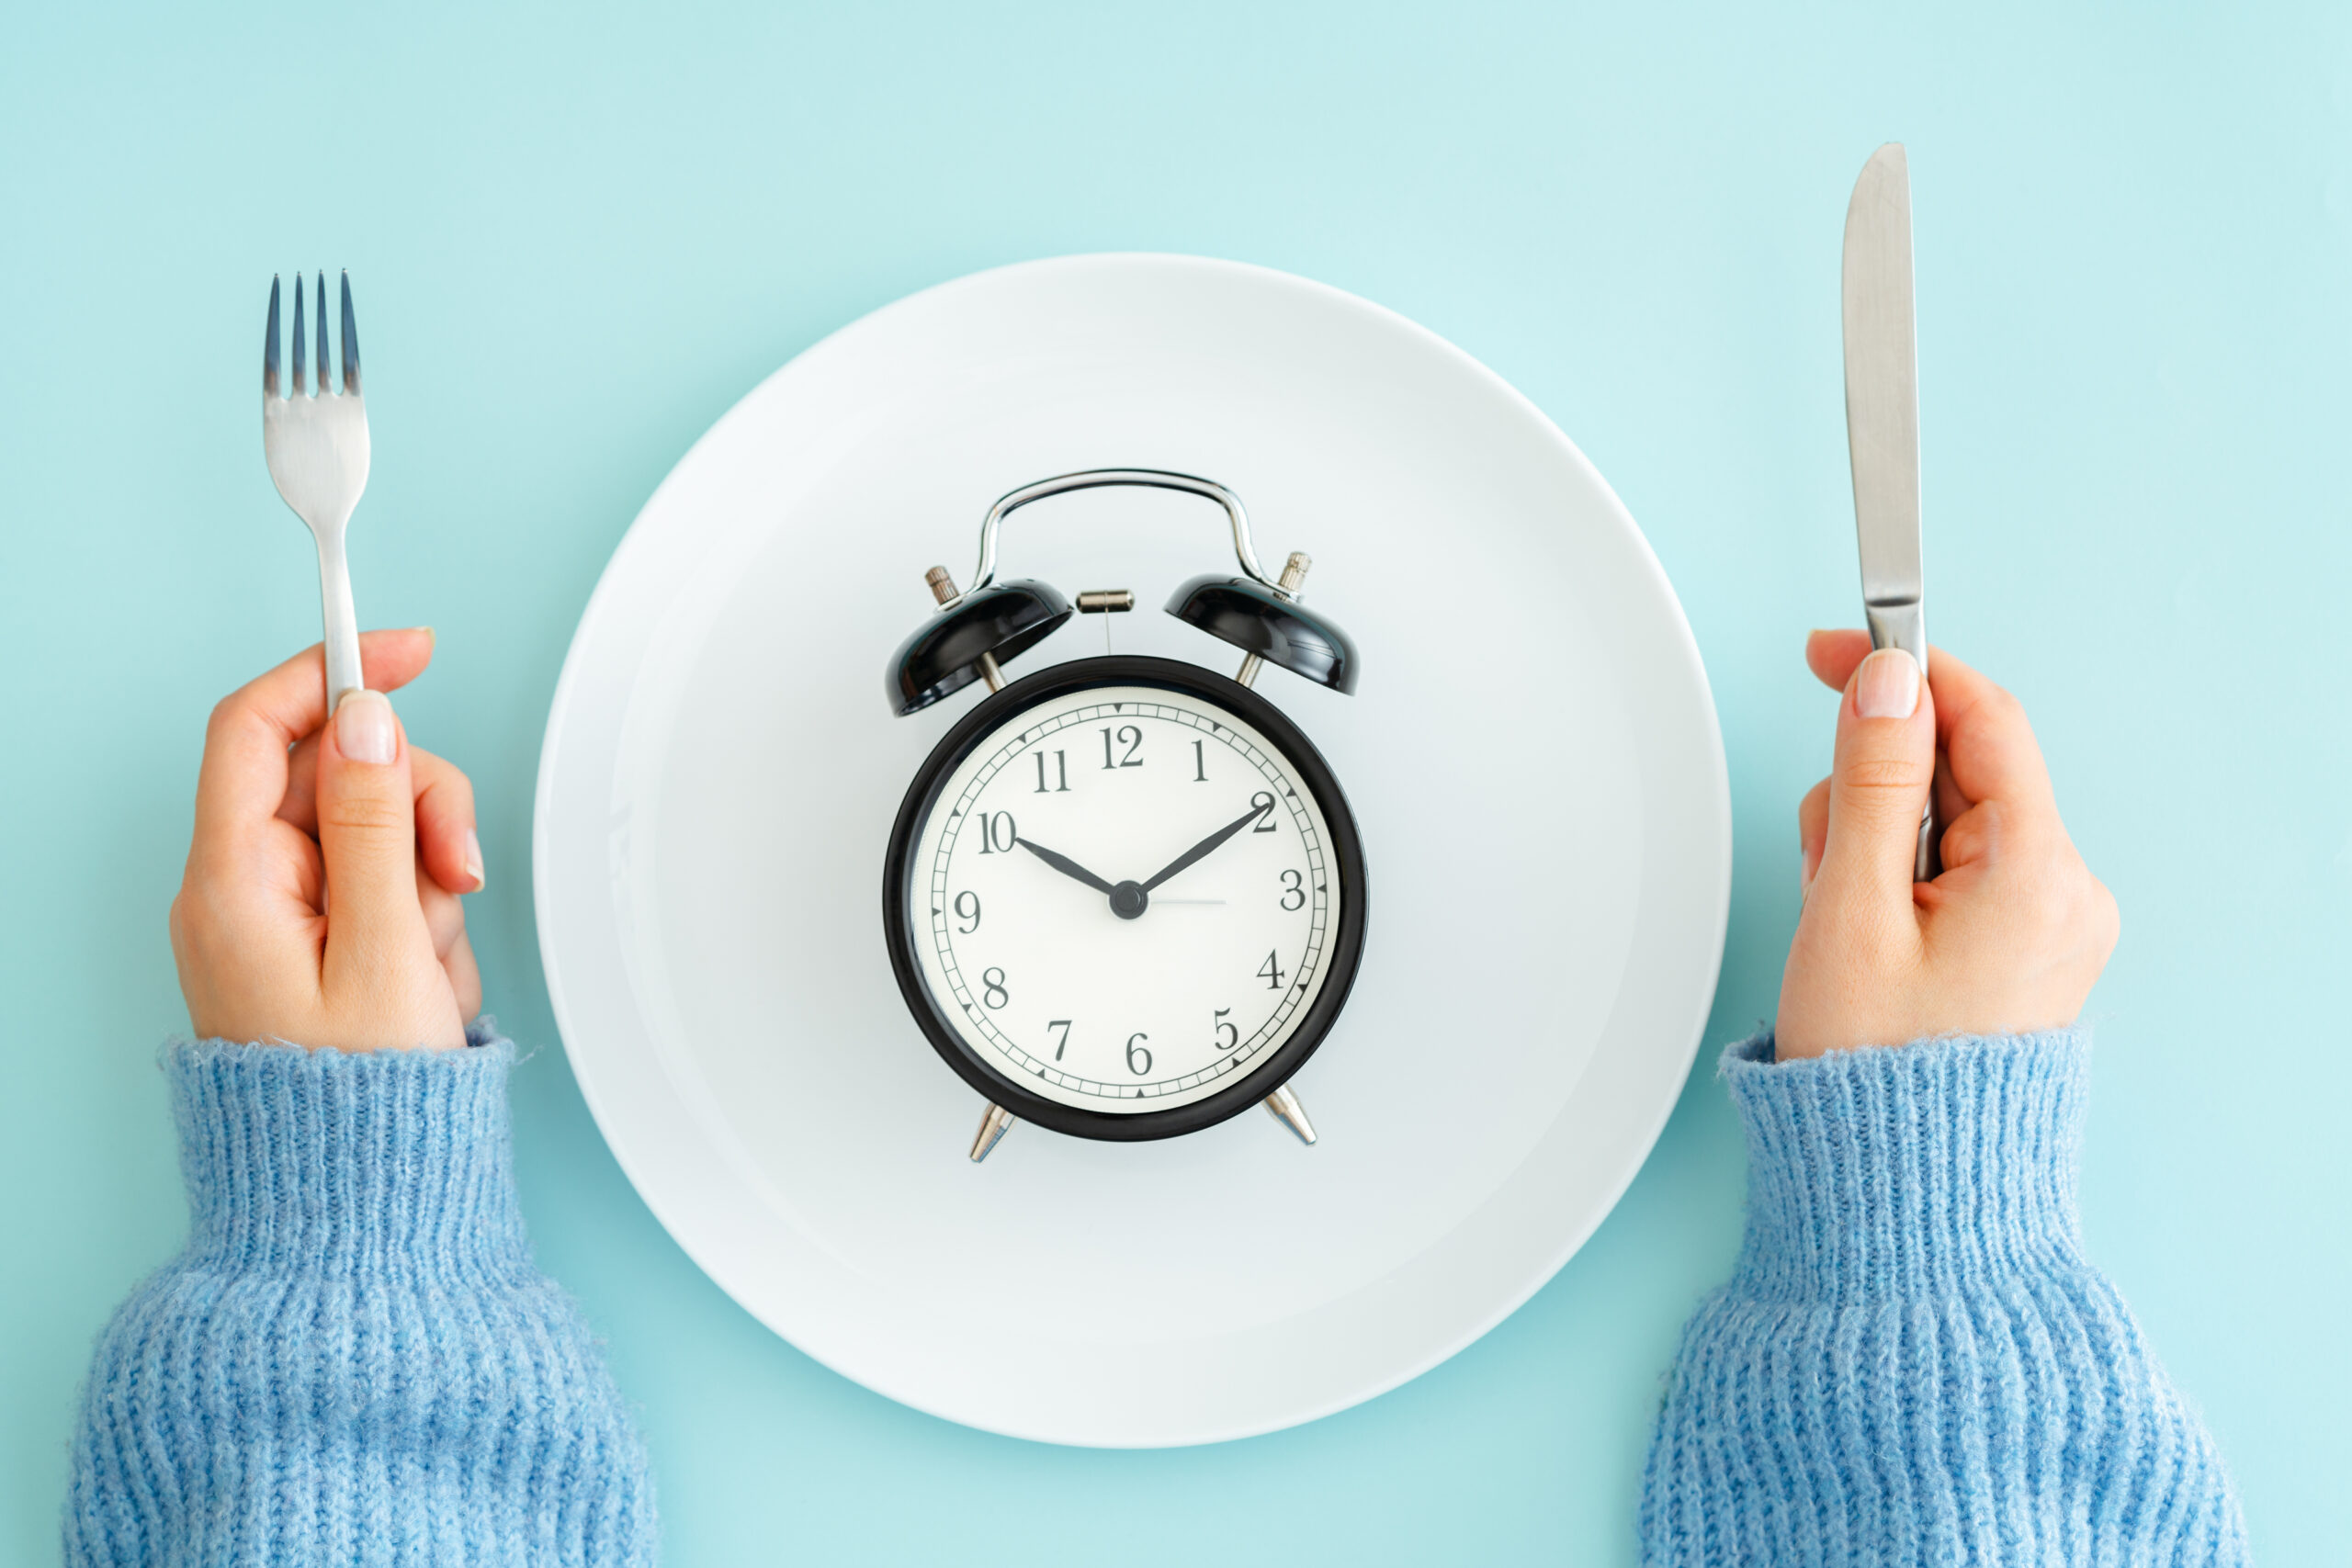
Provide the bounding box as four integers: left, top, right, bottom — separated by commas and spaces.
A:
910, 686, 1338, 1115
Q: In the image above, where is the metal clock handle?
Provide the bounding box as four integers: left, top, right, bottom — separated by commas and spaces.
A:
946, 469, 1294, 610
939, 470, 1328, 1163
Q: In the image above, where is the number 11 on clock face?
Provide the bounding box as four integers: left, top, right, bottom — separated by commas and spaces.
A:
907, 684, 1341, 1117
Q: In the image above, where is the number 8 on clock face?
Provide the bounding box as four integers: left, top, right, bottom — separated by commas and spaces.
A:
884, 656, 1369, 1142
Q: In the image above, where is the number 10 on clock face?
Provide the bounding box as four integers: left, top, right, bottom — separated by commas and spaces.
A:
891, 666, 1365, 1136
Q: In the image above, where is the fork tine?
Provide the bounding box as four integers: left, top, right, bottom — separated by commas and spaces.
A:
338, 270, 361, 394
263, 276, 282, 398
290, 272, 308, 396
314, 275, 329, 397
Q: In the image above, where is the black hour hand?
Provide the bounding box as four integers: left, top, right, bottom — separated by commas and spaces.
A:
1015, 838, 1117, 896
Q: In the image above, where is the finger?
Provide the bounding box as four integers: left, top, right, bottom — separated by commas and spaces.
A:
419, 863, 468, 959
1797, 775, 1830, 895
314, 689, 432, 986
412, 749, 484, 894
196, 629, 438, 846
445, 929, 483, 1023
280, 738, 319, 831
1936, 797, 1999, 872
1934, 750, 1969, 837
1804, 628, 1875, 692
1920, 646, 2056, 813
419, 866, 483, 1021
273, 637, 443, 831
280, 741, 481, 893
1815, 647, 1938, 908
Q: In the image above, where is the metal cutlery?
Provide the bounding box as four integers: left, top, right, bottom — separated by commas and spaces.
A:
262, 272, 371, 712
1841, 143, 1938, 881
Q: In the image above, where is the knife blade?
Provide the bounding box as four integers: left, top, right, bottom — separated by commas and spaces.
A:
1841, 141, 1938, 880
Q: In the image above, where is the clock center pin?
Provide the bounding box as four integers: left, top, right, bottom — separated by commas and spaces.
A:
883, 470, 1365, 1163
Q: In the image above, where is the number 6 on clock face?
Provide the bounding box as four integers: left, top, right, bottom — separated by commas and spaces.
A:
883, 656, 1369, 1142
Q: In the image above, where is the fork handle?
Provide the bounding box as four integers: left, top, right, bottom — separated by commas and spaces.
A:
313, 530, 365, 712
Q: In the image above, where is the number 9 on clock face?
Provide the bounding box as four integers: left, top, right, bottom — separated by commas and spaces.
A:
882, 656, 1369, 1141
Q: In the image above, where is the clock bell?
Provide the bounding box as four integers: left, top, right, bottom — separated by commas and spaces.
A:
883, 470, 1363, 1161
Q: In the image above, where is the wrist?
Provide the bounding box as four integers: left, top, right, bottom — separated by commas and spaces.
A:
1725, 1027, 2092, 1303
170, 1021, 518, 1274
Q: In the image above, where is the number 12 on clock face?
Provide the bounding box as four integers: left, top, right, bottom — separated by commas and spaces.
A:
888, 665, 1365, 1139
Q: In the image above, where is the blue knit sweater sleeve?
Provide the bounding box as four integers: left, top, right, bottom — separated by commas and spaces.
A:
1640, 1029, 2248, 1565
63, 1027, 657, 1566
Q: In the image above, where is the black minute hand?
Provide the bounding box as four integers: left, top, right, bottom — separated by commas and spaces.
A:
1014, 838, 1118, 895
1139, 803, 1272, 893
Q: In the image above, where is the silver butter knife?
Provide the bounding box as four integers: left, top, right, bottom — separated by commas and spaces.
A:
1841, 141, 1938, 880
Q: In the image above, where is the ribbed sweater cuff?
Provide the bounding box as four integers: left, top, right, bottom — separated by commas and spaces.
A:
168, 1019, 527, 1276
1722, 1028, 2090, 1304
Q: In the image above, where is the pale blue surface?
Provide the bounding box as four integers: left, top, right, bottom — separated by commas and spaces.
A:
2, 3, 2344, 1562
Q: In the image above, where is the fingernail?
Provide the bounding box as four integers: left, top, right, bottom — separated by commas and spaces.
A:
464, 829, 486, 890
334, 689, 397, 765
1854, 648, 1921, 719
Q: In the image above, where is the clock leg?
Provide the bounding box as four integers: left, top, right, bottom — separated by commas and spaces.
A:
1262, 1085, 1317, 1145
969, 1102, 1016, 1162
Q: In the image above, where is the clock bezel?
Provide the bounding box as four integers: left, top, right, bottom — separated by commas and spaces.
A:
883, 654, 1368, 1142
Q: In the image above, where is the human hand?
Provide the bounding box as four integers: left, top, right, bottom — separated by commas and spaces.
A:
1775, 630, 2119, 1060
169, 630, 483, 1052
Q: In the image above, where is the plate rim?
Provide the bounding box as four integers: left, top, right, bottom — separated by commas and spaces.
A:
532, 250, 1732, 1447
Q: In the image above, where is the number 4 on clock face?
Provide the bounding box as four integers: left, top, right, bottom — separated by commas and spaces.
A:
888, 663, 1367, 1150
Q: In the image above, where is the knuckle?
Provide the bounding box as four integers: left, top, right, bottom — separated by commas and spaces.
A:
1841, 755, 1932, 793
169, 879, 218, 941
1986, 685, 2033, 733
203, 694, 246, 745
2092, 879, 2121, 951
321, 795, 411, 835
435, 773, 479, 815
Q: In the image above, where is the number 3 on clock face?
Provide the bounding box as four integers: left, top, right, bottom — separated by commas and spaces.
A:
883, 656, 1369, 1142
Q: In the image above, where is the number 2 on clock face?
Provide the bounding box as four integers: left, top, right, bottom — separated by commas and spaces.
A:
909, 684, 1340, 1115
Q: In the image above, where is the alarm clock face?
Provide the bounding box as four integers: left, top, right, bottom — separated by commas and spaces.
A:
885, 656, 1366, 1139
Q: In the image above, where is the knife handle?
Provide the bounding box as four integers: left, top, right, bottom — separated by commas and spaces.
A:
1863, 599, 1939, 882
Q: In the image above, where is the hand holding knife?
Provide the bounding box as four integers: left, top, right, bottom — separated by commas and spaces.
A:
1841, 142, 1939, 881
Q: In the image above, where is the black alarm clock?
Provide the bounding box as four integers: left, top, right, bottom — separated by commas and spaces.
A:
881, 470, 1367, 1162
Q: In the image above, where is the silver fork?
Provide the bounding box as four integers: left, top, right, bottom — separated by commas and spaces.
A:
262, 272, 371, 710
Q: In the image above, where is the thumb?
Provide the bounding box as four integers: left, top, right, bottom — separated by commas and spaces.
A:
316, 689, 430, 980
1815, 647, 1937, 910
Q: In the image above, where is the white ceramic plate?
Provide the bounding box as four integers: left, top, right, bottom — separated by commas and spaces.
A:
535, 254, 1729, 1448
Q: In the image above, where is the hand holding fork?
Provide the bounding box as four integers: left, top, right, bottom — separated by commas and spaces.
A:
175, 275, 487, 1053
263, 272, 370, 711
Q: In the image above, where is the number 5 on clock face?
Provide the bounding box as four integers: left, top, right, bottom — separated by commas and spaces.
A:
884, 658, 1367, 1142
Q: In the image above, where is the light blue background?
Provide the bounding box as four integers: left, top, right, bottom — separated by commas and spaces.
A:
5, 3, 2346, 1561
